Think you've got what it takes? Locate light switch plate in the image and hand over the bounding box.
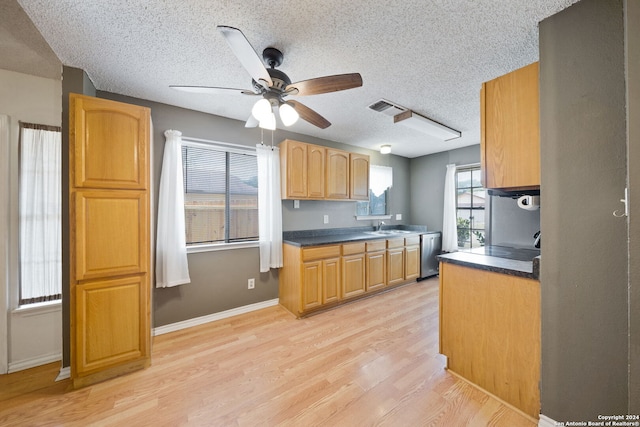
[294,200,300,209]
[323,214,329,224]
[396,213,402,220]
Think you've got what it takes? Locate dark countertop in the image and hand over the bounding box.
[438,246,541,280]
[283,225,431,247]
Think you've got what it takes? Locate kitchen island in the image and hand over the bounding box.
[438,247,541,421]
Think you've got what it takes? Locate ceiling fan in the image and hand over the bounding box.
[170,26,363,130]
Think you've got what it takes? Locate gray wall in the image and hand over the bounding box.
[490,196,540,248]
[95,91,408,327]
[409,145,480,232]
[626,0,640,412]
[539,0,628,419]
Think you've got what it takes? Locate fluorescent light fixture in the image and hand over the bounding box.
[279,102,299,126]
[394,110,461,140]
[380,144,392,154]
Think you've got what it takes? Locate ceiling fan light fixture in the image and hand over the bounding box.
[252,98,272,121]
[259,111,276,130]
[279,103,299,126]
[380,144,392,154]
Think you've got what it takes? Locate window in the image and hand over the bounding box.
[456,166,485,249]
[19,123,62,305]
[356,165,392,217]
[182,141,258,246]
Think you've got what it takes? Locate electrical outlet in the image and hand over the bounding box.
[248,278,255,289]
[294,200,300,209]
[323,214,329,224]
[396,213,402,220]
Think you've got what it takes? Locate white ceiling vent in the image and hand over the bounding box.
[368,99,407,117]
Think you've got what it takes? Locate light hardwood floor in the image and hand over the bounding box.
[0,278,535,426]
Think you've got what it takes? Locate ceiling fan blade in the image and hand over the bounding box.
[288,100,331,129]
[286,73,363,96]
[217,26,273,89]
[170,85,258,96]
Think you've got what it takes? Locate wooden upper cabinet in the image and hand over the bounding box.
[280,139,308,199]
[350,153,370,200]
[307,144,326,198]
[71,95,149,190]
[481,62,540,190]
[280,139,369,201]
[326,148,350,199]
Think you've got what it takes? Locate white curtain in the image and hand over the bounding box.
[156,129,191,288]
[256,144,283,272]
[19,126,62,301]
[370,165,393,197]
[442,163,458,252]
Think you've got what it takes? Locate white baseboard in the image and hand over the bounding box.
[7,352,61,373]
[56,365,70,381]
[539,414,558,427]
[153,298,279,336]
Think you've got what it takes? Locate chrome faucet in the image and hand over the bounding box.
[377,221,385,231]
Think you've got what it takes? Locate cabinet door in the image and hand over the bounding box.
[350,153,370,200]
[75,275,149,375]
[366,250,386,291]
[307,145,326,199]
[71,96,148,190]
[74,190,148,281]
[342,253,365,298]
[404,245,420,281]
[323,257,341,303]
[302,261,322,310]
[387,248,405,286]
[281,140,307,199]
[326,149,350,199]
[481,62,540,189]
[69,94,150,388]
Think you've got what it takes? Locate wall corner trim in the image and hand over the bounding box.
[153,299,280,336]
[538,414,557,427]
[56,366,70,381]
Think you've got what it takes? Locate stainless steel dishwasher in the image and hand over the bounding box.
[419,231,442,279]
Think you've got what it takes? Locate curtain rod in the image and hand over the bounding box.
[456,162,481,170]
[19,121,61,132]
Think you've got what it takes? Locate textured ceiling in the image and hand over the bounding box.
[15,0,578,158]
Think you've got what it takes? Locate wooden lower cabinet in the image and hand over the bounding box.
[404,244,420,282]
[342,253,366,298]
[301,261,322,311]
[301,257,341,311]
[322,258,341,304]
[365,251,386,291]
[439,262,540,419]
[280,235,422,318]
[387,248,405,286]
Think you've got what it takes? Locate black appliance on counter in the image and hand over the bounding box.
[419,231,442,279]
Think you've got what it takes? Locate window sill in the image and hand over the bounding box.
[13,300,61,316]
[187,241,259,254]
[355,215,392,221]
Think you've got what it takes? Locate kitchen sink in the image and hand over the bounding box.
[364,230,414,235]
